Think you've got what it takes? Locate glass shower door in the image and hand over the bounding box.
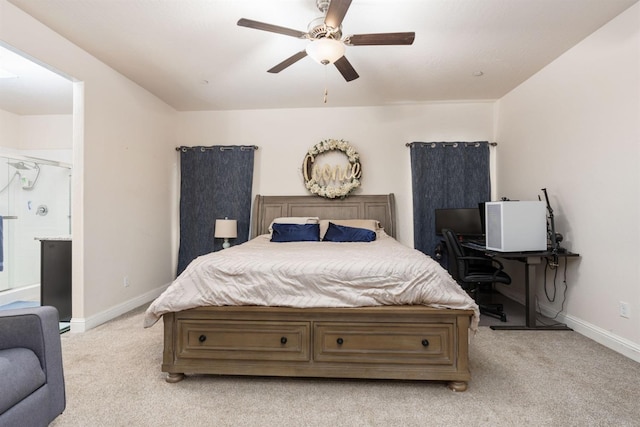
[0,155,71,299]
[0,157,18,292]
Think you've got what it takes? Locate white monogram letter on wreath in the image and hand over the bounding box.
[302,139,362,199]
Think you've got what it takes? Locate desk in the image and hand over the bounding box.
[462,242,579,331]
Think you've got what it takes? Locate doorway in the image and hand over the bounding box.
[0,43,74,308]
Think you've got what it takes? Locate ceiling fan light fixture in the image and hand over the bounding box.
[305,38,345,65]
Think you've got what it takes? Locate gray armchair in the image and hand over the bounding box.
[0,306,66,427]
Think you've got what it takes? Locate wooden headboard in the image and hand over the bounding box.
[251,194,396,239]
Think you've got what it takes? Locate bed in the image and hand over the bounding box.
[145,194,478,391]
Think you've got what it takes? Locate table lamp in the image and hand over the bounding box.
[214,218,237,249]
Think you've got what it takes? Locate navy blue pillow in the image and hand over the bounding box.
[323,222,376,242]
[270,223,320,242]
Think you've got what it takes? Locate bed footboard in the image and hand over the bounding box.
[162,305,473,391]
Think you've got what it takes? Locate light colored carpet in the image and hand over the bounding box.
[51,305,640,427]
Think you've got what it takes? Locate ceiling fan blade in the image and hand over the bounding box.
[237,18,307,38]
[334,56,359,82]
[267,51,308,73]
[325,0,352,29]
[346,32,416,46]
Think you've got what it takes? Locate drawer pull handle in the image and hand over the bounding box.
[422,339,429,347]
[198,335,207,343]
[336,338,344,345]
[280,336,287,344]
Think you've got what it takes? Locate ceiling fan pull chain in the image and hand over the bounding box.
[323,66,328,104]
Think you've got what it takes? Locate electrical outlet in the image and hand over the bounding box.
[123,276,130,288]
[619,301,630,318]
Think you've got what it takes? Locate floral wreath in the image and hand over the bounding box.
[303,139,362,199]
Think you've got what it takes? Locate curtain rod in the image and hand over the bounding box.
[175,145,258,152]
[405,141,497,147]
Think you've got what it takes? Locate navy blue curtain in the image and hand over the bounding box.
[410,141,491,257]
[176,145,256,276]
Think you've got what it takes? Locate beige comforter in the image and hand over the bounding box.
[144,231,480,330]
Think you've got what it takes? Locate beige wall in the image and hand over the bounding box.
[0,109,20,149]
[0,112,72,162]
[1,0,178,330]
[496,3,640,358]
[18,114,72,150]
[178,102,496,246]
[2,0,638,362]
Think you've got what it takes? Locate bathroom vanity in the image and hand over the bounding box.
[37,237,71,322]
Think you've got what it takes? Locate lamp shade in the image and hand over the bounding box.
[214,219,237,239]
[305,38,345,65]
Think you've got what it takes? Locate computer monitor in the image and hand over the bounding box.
[434,208,484,238]
[478,202,486,235]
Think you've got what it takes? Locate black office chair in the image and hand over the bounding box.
[442,228,512,322]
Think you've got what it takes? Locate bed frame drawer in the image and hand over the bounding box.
[163,306,473,391]
[313,322,454,365]
[176,320,311,361]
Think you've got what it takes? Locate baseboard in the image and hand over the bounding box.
[68,283,640,363]
[497,288,640,363]
[69,283,169,333]
[537,301,640,363]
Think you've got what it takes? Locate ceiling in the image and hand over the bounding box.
[2,0,638,115]
[0,44,73,115]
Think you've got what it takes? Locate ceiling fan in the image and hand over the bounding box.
[237,0,415,82]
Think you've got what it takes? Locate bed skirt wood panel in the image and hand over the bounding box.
[162,306,473,391]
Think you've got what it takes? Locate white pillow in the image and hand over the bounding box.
[319,219,381,240]
[268,217,319,234]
